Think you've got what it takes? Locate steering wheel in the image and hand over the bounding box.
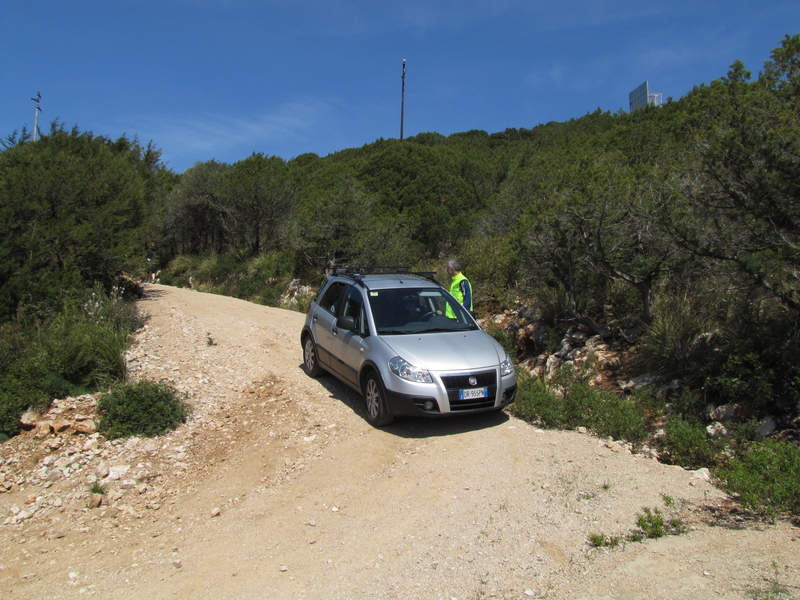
[419,311,436,321]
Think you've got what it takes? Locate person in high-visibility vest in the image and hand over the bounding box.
[445,259,472,318]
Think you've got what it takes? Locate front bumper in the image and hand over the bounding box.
[382,368,517,418]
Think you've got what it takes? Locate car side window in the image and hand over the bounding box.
[342,285,368,336]
[319,281,346,315]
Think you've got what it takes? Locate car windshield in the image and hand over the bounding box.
[367,287,478,334]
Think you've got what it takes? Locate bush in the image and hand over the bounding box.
[534,285,570,329]
[0,285,143,438]
[629,506,686,541]
[716,439,800,516]
[196,254,244,285]
[656,415,722,469]
[510,367,651,446]
[640,294,714,379]
[98,380,191,439]
[82,282,145,333]
[40,285,137,388]
[260,283,284,307]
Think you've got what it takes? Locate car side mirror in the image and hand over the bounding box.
[336,315,356,331]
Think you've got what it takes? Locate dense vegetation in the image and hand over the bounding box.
[1,35,798,513]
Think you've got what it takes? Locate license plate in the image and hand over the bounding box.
[459,387,488,400]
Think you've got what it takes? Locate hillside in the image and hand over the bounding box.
[0,284,797,599]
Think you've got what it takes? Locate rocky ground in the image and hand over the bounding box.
[0,283,798,600]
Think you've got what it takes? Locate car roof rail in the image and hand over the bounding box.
[329,266,439,285]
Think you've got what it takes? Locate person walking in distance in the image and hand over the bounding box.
[445,259,472,317]
[146,242,157,283]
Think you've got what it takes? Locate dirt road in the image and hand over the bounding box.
[1,284,798,599]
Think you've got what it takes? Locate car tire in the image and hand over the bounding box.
[303,335,325,377]
[364,371,394,427]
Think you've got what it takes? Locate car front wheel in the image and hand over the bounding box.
[303,336,324,377]
[364,371,394,427]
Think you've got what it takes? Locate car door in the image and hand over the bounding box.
[310,281,347,370]
[326,284,368,386]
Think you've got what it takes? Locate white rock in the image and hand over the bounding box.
[756,416,777,438]
[706,422,728,436]
[107,465,130,480]
[96,461,109,478]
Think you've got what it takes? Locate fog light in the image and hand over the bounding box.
[423,400,435,411]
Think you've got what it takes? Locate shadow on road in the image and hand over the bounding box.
[138,284,170,301]
[302,364,511,439]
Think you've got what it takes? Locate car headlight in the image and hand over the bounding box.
[389,356,433,384]
[500,353,515,377]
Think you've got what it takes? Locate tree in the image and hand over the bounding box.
[0,123,172,321]
[216,154,294,257]
[667,35,800,313]
[358,142,476,257]
[161,160,231,256]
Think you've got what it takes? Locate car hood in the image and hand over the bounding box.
[381,330,503,372]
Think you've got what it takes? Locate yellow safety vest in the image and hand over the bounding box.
[446,272,472,317]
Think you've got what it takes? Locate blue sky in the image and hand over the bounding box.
[2,1,796,173]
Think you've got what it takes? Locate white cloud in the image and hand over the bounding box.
[121,97,337,168]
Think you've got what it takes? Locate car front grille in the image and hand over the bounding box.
[440,370,497,411]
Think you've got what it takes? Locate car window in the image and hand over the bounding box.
[342,285,368,336]
[368,287,478,334]
[319,281,346,315]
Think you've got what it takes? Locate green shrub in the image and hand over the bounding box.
[246,253,285,280]
[640,294,714,378]
[510,371,554,423]
[161,254,200,287]
[260,283,284,307]
[589,497,686,549]
[167,253,202,276]
[0,287,143,438]
[690,306,800,421]
[510,367,651,446]
[42,314,106,388]
[629,506,686,541]
[588,533,621,548]
[234,276,264,302]
[196,253,244,283]
[98,380,191,439]
[40,286,137,388]
[82,283,145,333]
[534,285,569,329]
[635,507,666,539]
[656,415,720,469]
[157,271,180,286]
[602,279,642,326]
[703,351,790,418]
[716,439,800,516]
[93,330,130,384]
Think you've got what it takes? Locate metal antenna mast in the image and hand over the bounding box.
[31,92,41,141]
[400,59,406,141]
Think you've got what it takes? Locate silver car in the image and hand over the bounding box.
[301,268,516,426]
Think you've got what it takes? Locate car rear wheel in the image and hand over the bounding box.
[303,336,324,377]
[364,371,394,427]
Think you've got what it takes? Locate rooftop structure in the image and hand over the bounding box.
[629,81,663,112]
